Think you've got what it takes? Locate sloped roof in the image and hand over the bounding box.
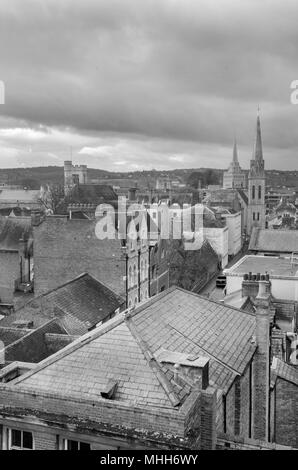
[271,357,298,387]
[249,228,298,253]
[131,287,256,392]
[71,184,118,204]
[13,287,256,401]
[12,316,186,408]
[0,273,125,334]
[0,327,32,346]
[0,319,68,365]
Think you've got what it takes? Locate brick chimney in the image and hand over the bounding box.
[253,278,271,442]
[242,272,271,298]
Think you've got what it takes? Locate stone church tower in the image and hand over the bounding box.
[247,113,266,235]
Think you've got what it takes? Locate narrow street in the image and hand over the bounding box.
[198,245,249,301]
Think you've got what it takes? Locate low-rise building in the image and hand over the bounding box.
[249,228,298,255]
[224,255,298,301]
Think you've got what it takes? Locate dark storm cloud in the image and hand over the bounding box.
[0,0,298,169]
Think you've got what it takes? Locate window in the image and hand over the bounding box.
[258,185,262,199]
[253,212,255,221]
[257,212,260,221]
[252,185,255,199]
[9,429,33,450]
[63,439,91,451]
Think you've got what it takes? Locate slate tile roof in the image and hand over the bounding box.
[0,327,32,346]
[0,319,69,365]
[249,228,298,254]
[13,319,183,408]
[271,357,298,387]
[131,288,256,392]
[12,287,256,406]
[0,273,125,334]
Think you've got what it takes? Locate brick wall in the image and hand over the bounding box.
[274,378,298,448]
[225,384,236,435]
[33,217,126,297]
[0,252,19,303]
[239,363,252,438]
[217,432,294,450]
[0,385,187,439]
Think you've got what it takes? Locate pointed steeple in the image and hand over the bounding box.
[253,111,263,162]
[233,139,239,164]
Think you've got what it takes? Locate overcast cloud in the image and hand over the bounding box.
[0,0,298,171]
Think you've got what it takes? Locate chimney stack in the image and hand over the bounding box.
[242,272,272,299]
[253,278,271,441]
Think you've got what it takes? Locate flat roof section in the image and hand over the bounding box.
[225,255,298,278]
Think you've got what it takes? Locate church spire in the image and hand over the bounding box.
[253,111,263,161]
[233,139,238,163]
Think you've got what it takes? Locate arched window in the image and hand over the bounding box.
[252,185,255,199]
[258,185,262,199]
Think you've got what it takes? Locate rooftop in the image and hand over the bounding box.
[10,287,257,402]
[225,255,298,278]
[249,228,298,254]
[0,189,41,203]
[0,273,125,334]
[271,357,298,387]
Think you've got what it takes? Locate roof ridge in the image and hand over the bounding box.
[11,313,126,385]
[171,285,256,318]
[126,317,181,407]
[15,272,125,313]
[1,318,61,354]
[14,273,90,310]
[128,285,178,318]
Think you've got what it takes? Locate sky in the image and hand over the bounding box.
[0,0,298,172]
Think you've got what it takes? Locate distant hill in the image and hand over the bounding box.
[0,166,297,191]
